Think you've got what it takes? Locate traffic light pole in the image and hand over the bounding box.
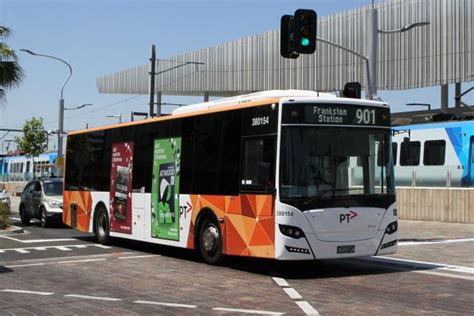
[316,37,374,100]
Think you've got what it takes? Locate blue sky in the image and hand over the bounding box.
[0,0,471,152]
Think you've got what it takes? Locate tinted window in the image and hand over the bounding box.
[43,181,63,196]
[400,141,421,166]
[423,140,446,166]
[392,143,398,166]
[241,137,276,192]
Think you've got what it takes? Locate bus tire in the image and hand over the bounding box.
[19,204,30,225]
[198,217,223,265]
[95,206,111,245]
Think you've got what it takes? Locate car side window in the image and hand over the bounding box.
[24,183,33,195]
[34,182,41,192]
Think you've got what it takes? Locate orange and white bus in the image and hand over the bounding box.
[63,90,398,264]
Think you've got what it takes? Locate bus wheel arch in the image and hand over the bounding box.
[93,202,110,245]
[195,208,223,265]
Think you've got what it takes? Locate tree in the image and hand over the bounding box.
[0,26,24,104]
[15,118,48,178]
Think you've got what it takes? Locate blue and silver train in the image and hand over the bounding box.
[0,152,58,182]
[392,120,474,187]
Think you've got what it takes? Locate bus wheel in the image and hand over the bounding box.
[95,207,110,245]
[198,218,223,265]
[19,205,30,225]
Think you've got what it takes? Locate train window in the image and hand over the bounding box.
[423,140,446,166]
[400,141,421,166]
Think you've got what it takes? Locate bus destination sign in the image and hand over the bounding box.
[282,103,391,127]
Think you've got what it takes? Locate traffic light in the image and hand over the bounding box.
[280,9,317,59]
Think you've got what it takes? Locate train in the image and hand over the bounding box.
[0,152,58,182]
[392,120,474,188]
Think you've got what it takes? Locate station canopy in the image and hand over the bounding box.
[97,0,473,97]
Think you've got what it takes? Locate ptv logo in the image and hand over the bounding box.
[340,211,358,223]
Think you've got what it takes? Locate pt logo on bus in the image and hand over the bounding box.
[340,211,358,223]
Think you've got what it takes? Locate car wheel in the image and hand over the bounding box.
[19,205,30,225]
[198,217,223,265]
[95,206,111,245]
[40,207,49,228]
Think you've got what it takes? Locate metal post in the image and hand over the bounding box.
[58,98,64,163]
[149,44,156,118]
[441,84,449,113]
[367,7,378,99]
[455,83,461,108]
[156,91,162,117]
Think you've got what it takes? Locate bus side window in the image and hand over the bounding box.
[240,137,276,193]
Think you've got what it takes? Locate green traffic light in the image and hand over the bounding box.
[301,37,310,47]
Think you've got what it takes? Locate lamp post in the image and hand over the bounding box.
[106,113,122,123]
[64,103,92,111]
[20,49,72,167]
[366,2,429,99]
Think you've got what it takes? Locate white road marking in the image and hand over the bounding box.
[283,288,302,300]
[35,247,47,251]
[5,263,46,268]
[57,258,107,264]
[94,244,112,249]
[2,289,54,296]
[1,236,74,243]
[118,255,160,260]
[399,238,474,246]
[134,300,197,308]
[64,294,121,301]
[368,256,474,275]
[0,250,4,253]
[73,245,87,249]
[272,277,289,287]
[212,307,284,315]
[14,249,29,254]
[414,270,474,281]
[295,301,320,315]
[55,246,71,251]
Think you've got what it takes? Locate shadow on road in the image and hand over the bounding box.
[0,266,13,274]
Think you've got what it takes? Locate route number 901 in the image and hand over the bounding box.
[356,109,376,125]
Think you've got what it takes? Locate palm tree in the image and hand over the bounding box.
[0,26,24,104]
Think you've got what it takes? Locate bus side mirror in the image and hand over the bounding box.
[342,82,362,99]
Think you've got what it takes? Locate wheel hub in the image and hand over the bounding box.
[202,225,219,252]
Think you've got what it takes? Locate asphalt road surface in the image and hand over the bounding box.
[1,211,473,315]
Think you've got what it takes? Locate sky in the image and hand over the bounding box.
[0,0,472,153]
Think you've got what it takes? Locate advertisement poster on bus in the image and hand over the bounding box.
[151,137,181,241]
[109,142,134,234]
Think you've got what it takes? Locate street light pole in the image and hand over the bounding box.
[20,49,72,166]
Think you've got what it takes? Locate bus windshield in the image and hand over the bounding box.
[280,126,395,209]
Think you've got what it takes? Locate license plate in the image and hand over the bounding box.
[337,245,355,254]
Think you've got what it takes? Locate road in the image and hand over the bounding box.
[1,201,473,315]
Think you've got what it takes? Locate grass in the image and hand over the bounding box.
[0,202,9,230]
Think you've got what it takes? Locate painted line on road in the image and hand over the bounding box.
[295,301,320,315]
[283,288,303,300]
[272,277,319,315]
[414,269,474,281]
[5,263,46,268]
[57,258,107,264]
[134,300,197,308]
[212,307,284,315]
[399,238,474,246]
[0,244,114,253]
[370,256,474,275]
[0,236,74,243]
[14,249,30,254]
[94,244,112,249]
[2,289,54,296]
[272,277,289,287]
[64,294,122,301]
[118,255,160,260]
[55,246,72,251]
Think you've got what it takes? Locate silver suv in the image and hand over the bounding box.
[19,178,63,227]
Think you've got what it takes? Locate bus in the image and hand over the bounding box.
[63,90,397,264]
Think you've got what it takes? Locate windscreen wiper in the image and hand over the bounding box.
[302,188,362,206]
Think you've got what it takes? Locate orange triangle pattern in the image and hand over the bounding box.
[188,194,275,258]
[63,191,92,232]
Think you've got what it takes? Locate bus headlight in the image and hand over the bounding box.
[279,224,305,239]
[385,221,398,234]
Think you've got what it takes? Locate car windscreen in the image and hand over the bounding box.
[43,181,63,196]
